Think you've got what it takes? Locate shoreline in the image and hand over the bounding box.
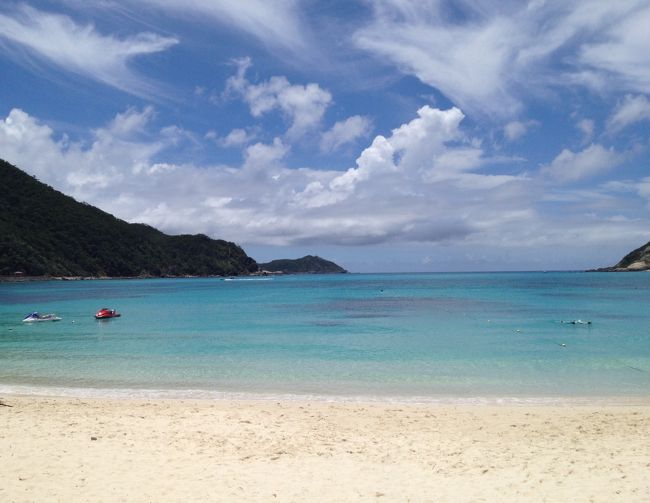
[0,274,237,282]
[2,395,649,502]
[3,383,650,406]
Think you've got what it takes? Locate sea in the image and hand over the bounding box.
[1,272,649,403]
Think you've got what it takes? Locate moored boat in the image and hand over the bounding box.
[95,308,121,319]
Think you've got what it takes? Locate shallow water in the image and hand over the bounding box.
[1,272,649,400]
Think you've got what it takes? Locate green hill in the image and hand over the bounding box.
[259,255,347,274]
[594,240,650,272]
[0,159,257,277]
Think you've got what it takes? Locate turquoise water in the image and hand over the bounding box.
[1,272,649,400]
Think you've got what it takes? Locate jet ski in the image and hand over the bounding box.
[22,312,62,322]
[95,308,121,319]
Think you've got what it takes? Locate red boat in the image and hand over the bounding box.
[95,308,121,319]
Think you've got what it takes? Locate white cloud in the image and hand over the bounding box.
[137,0,306,53]
[578,5,650,94]
[638,177,650,201]
[354,1,650,118]
[105,107,156,138]
[576,119,595,144]
[354,4,522,117]
[243,138,289,170]
[607,94,650,134]
[226,59,332,141]
[208,128,255,148]
[0,105,522,247]
[542,144,623,183]
[0,107,173,193]
[504,120,539,142]
[320,116,372,152]
[3,106,648,258]
[0,5,177,97]
[504,121,527,142]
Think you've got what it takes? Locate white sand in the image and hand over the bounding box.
[1,396,649,502]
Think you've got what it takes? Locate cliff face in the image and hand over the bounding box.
[594,241,650,272]
[0,159,258,277]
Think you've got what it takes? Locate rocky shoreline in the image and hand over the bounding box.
[589,240,650,272]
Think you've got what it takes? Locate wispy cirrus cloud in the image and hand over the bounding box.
[578,4,650,95]
[0,4,178,97]
[607,94,650,134]
[136,0,307,53]
[353,1,650,119]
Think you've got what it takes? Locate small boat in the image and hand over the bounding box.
[561,319,592,325]
[95,308,121,319]
[22,312,62,322]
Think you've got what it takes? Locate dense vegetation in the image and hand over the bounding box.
[595,240,650,271]
[0,159,258,277]
[259,255,347,274]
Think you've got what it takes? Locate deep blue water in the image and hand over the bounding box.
[1,272,649,400]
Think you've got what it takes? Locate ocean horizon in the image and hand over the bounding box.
[2,272,649,403]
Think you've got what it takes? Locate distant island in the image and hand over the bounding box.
[258,255,347,274]
[592,240,650,272]
[0,159,348,279]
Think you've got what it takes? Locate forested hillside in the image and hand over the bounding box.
[0,159,257,277]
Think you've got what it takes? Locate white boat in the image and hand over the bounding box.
[22,312,62,322]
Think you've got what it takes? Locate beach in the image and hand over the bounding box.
[1,396,649,502]
[2,275,650,501]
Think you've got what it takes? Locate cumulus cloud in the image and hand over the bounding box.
[105,106,156,138]
[3,106,647,256]
[607,94,650,134]
[0,4,177,97]
[243,138,289,170]
[226,58,332,141]
[207,128,255,148]
[0,107,170,192]
[542,144,623,183]
[320,115,372,152]
[0,105,528,247]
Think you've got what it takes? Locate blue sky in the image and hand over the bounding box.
[1,0,649,272]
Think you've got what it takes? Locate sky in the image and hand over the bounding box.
[1,0,650,272]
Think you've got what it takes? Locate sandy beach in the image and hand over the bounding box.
[1,396,649,502]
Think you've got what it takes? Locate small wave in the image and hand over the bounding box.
[224,277,273,281]
[1,384,647,406]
